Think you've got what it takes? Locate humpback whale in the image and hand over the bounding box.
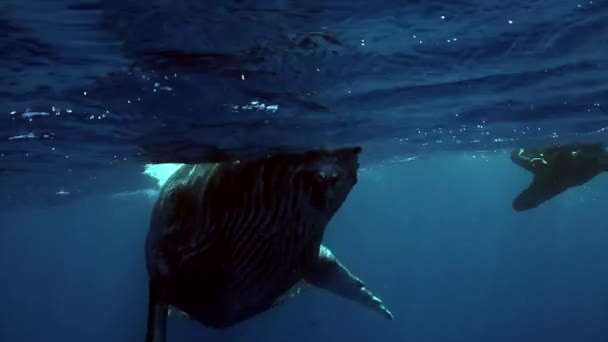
[510,144,608,211]
[144,147,393,342]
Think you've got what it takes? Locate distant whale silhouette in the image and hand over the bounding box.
[510,144,608,211]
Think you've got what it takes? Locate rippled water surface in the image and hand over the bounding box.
[1,0,607,208]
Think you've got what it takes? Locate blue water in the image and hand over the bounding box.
[1,0,607,209]
[1,0,608,341]
[2,157,608,341]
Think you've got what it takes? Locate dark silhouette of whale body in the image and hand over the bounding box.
[510,144,608,211]
[144,147,393,342]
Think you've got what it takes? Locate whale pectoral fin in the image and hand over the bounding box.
[513,167,603,212]
[145,277,168,342]
[303,245,393,320]
[512,174,566,212]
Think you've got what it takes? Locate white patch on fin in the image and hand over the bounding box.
[168,305,190,319]
[110,163,182,201]
[143,163,184,188]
